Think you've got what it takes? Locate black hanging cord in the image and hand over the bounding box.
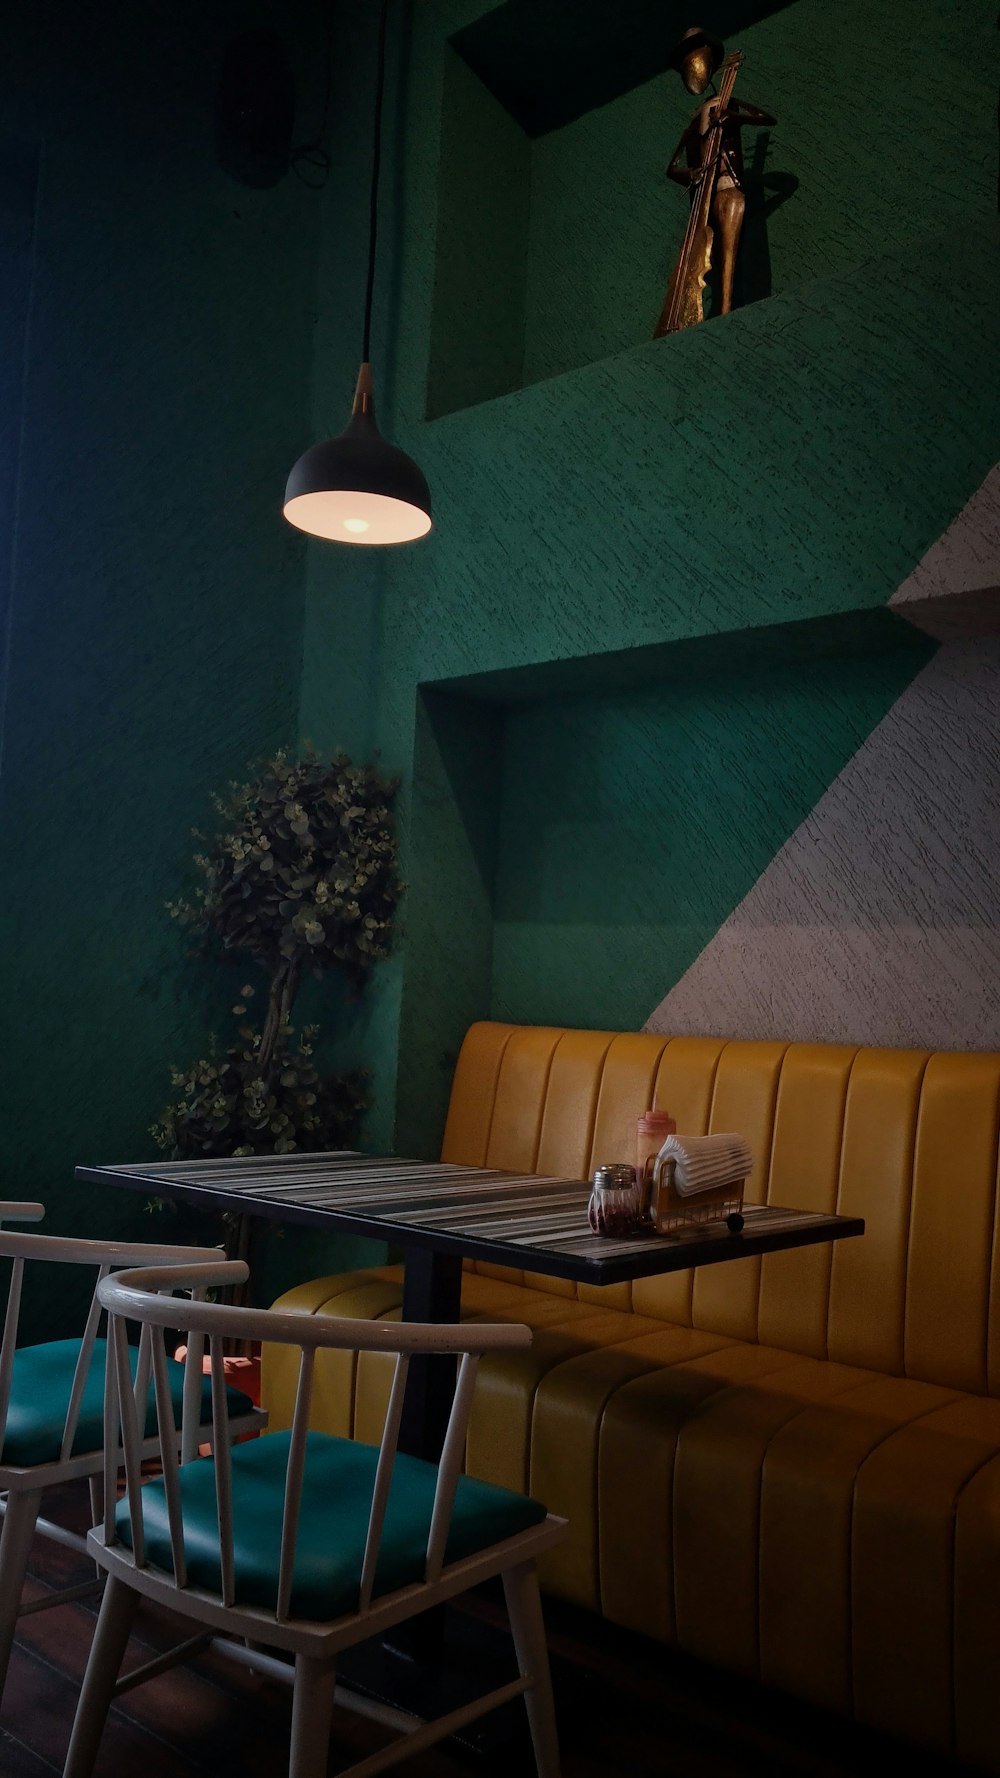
[362,0,391,364]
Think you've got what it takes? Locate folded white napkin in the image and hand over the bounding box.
[656,1132,754,1199]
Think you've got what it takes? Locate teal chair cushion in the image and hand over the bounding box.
[2,1338,255,1468]
[118,1429,548,1620]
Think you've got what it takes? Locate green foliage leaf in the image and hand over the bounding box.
[152,1018,369,1161]
[168,746,401,993]
[155,748,394,1163]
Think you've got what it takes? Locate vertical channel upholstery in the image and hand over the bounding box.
[439,1018,518,1165]
[826,1048,928,1373]
[904,1051,1000,1394]
[756,1043,857,1359]
[577,1033,667,1308]
[631,1036,728,1325]
[263,1022,1000,1771]
[689,1040,787,1340]
[477,1024,564,1285]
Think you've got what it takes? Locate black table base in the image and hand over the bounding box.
[399,1248,463,1462]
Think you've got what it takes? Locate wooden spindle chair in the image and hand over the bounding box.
[65,1257,567,1778]
[0,1204,265,1710]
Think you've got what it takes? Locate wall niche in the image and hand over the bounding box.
[426,41,695,418]
[395,610,932,1159]
[426,0,994,421]
[426,1,797,419]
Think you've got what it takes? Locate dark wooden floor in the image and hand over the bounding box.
[3,1482,970,1777]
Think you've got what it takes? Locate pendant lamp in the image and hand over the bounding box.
[283,0,431,545]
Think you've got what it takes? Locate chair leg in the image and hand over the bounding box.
[503,1560,560,1778]
[289,1654,337,1778]
[63,1575,138,1778]
[0,1487,42,1710]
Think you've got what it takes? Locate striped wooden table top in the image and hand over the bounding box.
[78,1150,865,1287]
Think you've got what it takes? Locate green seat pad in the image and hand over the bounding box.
[118,1429,548,1621]
[2,1338,254,1468]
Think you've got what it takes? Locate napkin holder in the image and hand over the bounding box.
[648,1156,745,1236]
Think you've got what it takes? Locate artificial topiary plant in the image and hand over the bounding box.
[153,748,401,1159]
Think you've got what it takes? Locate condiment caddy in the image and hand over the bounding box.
[586,1110,748,1239]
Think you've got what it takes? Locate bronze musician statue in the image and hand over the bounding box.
[654,27,776,336]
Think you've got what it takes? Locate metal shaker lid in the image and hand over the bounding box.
[592,1162,638,1189]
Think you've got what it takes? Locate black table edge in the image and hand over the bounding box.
[76,1165,865,1287]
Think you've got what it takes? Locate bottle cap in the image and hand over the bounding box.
[638,1109,676,1134]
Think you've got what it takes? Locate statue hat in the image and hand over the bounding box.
[666,26,725,72]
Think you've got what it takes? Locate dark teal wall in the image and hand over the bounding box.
[427,48,529,417]
[298,0,1000,1170]
[1,0,994,1324]
[0,0,326,1333]
[520,0,996,385]
[433,0,998,397]
[490,631,934,1031]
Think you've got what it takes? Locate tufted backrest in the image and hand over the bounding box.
[440,1022,1000,1395]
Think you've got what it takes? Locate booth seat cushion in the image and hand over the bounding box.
[3,1338,255,1469]
[261,1264,1000,1765]
[598,1367,1000,1764]
[118,1428,547,1621]
[261,1264,701,1469]
[259,1024,1000,1770]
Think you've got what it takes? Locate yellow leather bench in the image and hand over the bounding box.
[263,1022,1000,1771]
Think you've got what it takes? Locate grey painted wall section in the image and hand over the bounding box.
[646,637,1000,1049]
[890,464,1000,641]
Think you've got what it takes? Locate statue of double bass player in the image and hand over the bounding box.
[654,27,776,336]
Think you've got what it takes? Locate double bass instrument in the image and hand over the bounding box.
[654,50,744,338]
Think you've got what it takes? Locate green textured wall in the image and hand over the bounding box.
[490,631,935,1031]
[427,48,529,416]
[1,0,994,1328]
[0,0,324,1335]
[298,0,999,1170]
[438,0,997,393]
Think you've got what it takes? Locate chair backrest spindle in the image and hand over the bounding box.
[425,1353,480,1584]
[180,1302,208,1467]
[60,1262,111,1462]
[358,1351,410,1613]
[102,1331,119,1542]
[209,1332,236,1606]
[150,1324,188,1588]
[133,1321,154,1423]
[276,1346,316,1623]
[111,1314,146,1568]
[0,1256,25,1462]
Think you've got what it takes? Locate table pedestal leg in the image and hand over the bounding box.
[398,1247,464,1461]
[384,1248,464,1669]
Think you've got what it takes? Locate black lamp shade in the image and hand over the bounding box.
[283,394,431,546]
[283,3,431,549]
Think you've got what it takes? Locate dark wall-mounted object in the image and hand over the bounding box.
[214,29,295,188]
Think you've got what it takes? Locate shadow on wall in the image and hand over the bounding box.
[734,131,798,307]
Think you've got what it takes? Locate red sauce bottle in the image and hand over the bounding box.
[636,1109,676,1224]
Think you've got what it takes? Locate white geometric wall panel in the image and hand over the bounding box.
[889,464,1000,641]
[645,637,1000,1050]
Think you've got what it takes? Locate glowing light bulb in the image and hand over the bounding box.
[343,517,370,535]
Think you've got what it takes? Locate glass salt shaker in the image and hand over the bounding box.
[588,1163,640,1236]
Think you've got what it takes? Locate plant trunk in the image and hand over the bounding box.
[257,957,301,1082]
